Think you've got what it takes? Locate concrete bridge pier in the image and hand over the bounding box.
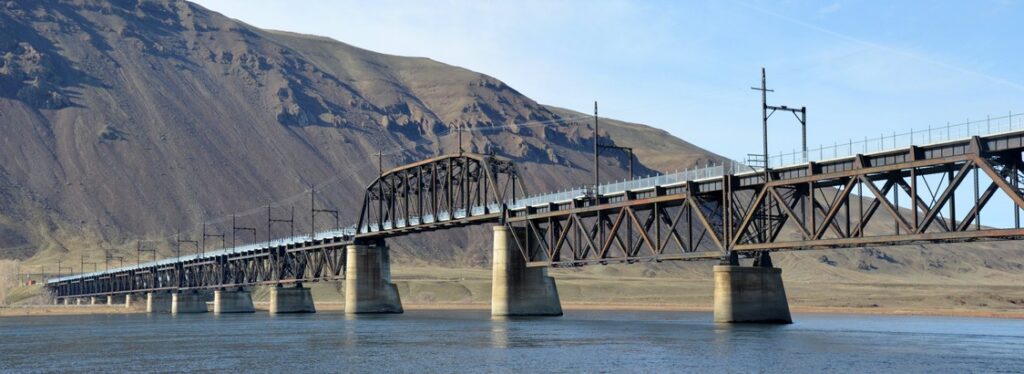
[90,296,98,305]
[171,291,209,314]
[106,294,125,306]
[213,288,255,314]
[125,294,135,308]
[146,291,173,313]
[491,226,563,317]
[345,240,403,314]
[713,252,791,324]
[270,284,316,314]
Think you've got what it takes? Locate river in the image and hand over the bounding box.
[1,310,1022,372]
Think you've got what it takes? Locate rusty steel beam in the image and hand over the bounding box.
[48,132,1024,295]
[506,138,1024,268]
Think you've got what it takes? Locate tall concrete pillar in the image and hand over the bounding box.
[713,265,792,324]
[269,285,316,314]
[491,226,563,317]
[146,292,172,313]
[213,289,255,314]
[62,298,69,306]
[171,291,208,314]
[125,294,134,309]
[106,295,114,305]
[89,296,98,305]
[345,240,403,314]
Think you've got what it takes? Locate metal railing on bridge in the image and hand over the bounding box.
[48,160,750,284]
[53,112,1024,284]
[768,112,1024,168]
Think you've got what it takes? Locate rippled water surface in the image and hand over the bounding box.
[2,310,1022,373]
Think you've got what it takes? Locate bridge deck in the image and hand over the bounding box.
[48,128,1024,297]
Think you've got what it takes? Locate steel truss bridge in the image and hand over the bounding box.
[49,130,1024,299]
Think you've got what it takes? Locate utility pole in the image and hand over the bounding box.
[457,123,467,156]
[751,67,808,167]
[202,221,225,253]
[377,150,384,176]
[231,215,256,249]
[748,67,808,267]
[267,205,295,244]
[311,185,340,237]
[592,101,636,184]
[311,185,315,237]
[137,241,156,264]
[202,223,225,256]
[593,101,599,194]
[105,254,124,272]
[176,230,199,257]
[752,68,773,180]
[267,205,295,282]
[376,150,385,230]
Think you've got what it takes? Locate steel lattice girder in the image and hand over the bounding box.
[507,136,1024,267]
[48,132,1024,296]
[49,239,349,298]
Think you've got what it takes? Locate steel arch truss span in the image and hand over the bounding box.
[49,131,1024,295]
[356,153,527,237]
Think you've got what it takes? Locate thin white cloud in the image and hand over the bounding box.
[819,2,842,15]
[735,0,1024,92]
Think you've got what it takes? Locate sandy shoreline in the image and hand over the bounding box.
[4,303,1022,319]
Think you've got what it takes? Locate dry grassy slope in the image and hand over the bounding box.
[544,105,731,174]
[0,0,660,267]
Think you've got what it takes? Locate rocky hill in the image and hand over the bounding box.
[0,0,710,265]
[1,1,1022,312]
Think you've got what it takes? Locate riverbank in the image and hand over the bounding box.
[321,302,1024,319]
[4,302,1023,320]
[9,265,1024,319]
[0,305,141,317]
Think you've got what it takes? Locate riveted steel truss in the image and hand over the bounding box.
[730,138,1024,252]
[50,132,1024,297]
[506,135,1024,267]
[50,237,349,299]
[356,153,526,237]
[505,183,728,267]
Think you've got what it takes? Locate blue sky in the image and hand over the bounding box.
[192,0,1023,163]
